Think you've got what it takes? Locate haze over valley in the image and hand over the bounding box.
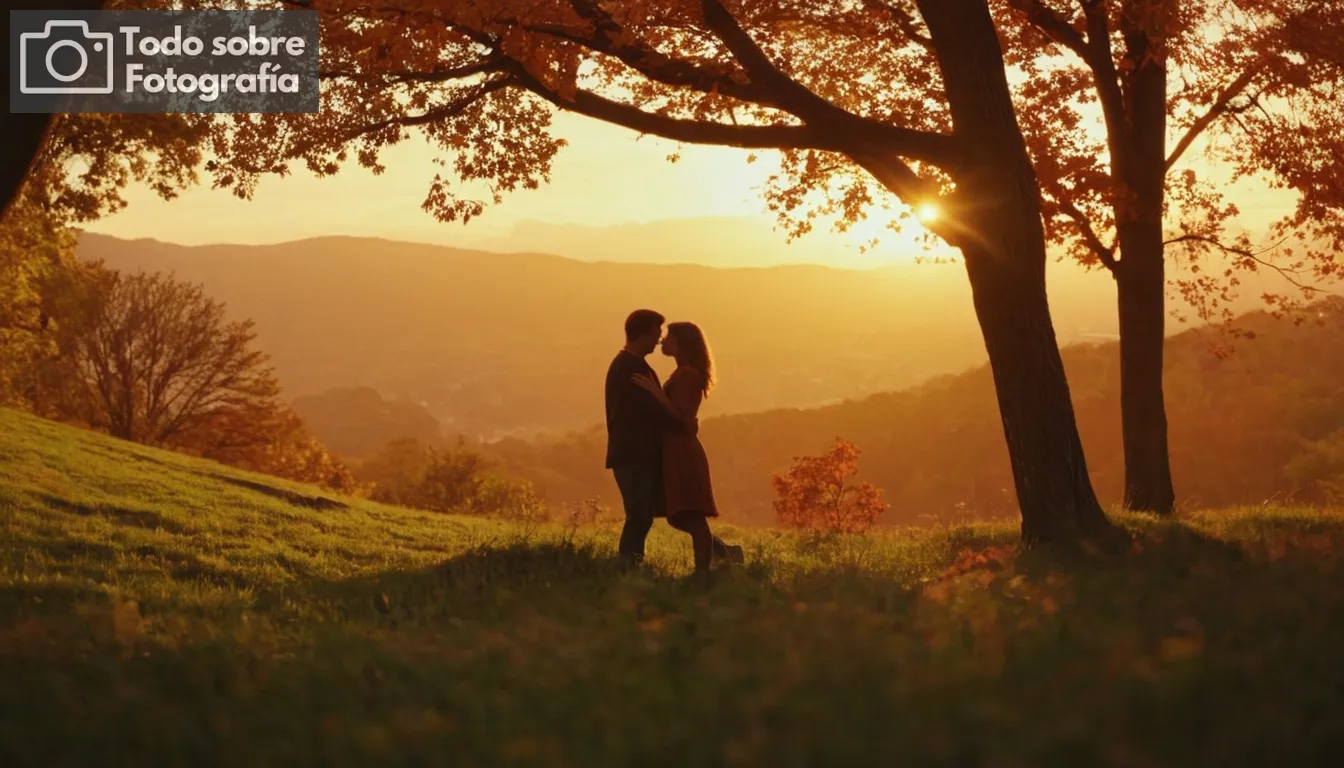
[78,223,1278,442]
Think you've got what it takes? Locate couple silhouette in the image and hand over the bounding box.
[604,309,742,573]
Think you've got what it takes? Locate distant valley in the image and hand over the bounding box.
[78,228,1278,441]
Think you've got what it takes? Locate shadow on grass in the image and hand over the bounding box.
[6,516,1344,766]
[0,581,113,622]
[207,474,348,511]
[37,493,191,535]
[279,538,668,624]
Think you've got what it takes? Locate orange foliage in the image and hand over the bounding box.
[771,438,888,534]
[173,403,361,494]
[999,0,1344,322]
[204,0,1344,322]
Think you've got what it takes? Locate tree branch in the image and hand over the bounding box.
[698,0,960,169]
[548,0,771,105]
[511,69,844,151]
[1081,0,1124,99]
[319,55,505,84]
[1165,59,1267,171]
[1058,197,1118,270]
[700,0,853,123]
[1008,0,1088,56]
[862,0,934,52]
[1164,233,1331,295]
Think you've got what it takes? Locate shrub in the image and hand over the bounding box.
[772,437,889,534]
[469,474,549,523]
[357,438,547,520]
[560,498,617,530]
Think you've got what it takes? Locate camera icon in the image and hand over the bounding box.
[19,20,115,95]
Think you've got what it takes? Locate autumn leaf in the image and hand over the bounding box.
[112,599,143,644]
[1159,635,1205,662]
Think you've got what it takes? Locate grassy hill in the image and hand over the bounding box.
[4,408,1344,765]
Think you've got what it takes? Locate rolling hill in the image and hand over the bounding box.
[486,298,1344,525]
[77,231,1129,440]
[4,408,1344,765]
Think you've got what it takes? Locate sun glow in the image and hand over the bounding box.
[916,203,940,225]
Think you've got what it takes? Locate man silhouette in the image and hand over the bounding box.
[604,309,674,564]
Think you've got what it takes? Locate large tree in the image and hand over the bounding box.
[1,113,205,413]
[215,0,1126,545]
[63,268,281,446]
[1001,0,1344,513]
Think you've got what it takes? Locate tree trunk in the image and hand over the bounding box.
[1113,15,1176,514]
[1115,225,1176,514]
[0,114,54,220]
[1,0,103,220]
[910,0,1122,547]
[959,229,1117,544]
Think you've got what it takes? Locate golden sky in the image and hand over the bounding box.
[84,109,1298,269]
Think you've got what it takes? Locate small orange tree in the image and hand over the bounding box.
[772,438,889,534]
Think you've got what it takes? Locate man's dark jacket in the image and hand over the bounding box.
[604,350,674,469]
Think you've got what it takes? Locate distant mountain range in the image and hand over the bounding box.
[77,228,1282,440]
[471,216,924,269]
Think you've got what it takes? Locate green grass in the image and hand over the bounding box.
[3,407,1344,766]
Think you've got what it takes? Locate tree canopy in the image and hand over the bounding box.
[208,0,1341,308]
[1001,0,1344,321]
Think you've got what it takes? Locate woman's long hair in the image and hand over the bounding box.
[667,321,714,396]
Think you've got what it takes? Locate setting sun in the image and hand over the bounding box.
[916,203,940,225]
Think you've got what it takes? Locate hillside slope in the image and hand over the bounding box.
[5,410,1344,765]
[0,408,500,593]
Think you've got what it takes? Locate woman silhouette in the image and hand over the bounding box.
[632,321,730,573]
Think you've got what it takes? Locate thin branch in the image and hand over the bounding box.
[1008,0,1088,56]
[344,77,514,135]
[511,69,845,151]
[698,0,960,169]
[1081,0,1125,105]
[1059,197,1118,270]
[510,19,772,107]
[1165,59,1268,171]
[319,55,505,84]
[561,0,770,102]
[1164,233,1331,295]
[221,77,513,179]
[862,0,934,51]
[700,0,853,122]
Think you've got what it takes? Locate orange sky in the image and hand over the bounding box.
[83,109,1298,269]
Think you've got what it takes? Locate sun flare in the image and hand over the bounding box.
[916,203,940,225]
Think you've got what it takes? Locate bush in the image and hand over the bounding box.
[469,475,549,523]
[357,438,547,520]
[772,437,889,534]
[559,498,618,529]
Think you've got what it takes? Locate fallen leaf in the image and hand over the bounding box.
[1159,635,1205,661]
[113,600,142,643]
